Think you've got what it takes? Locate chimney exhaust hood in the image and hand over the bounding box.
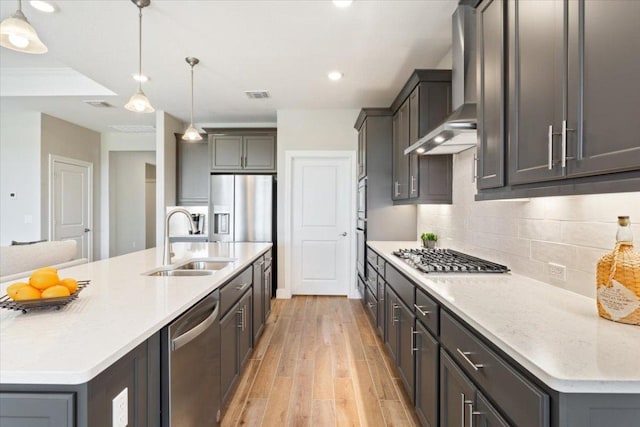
[406,5,477,156]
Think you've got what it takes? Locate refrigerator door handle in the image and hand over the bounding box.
[214,213,230,234]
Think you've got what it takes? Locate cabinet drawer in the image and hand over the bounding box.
[441,312,549,427]
[366,249,378,268]
[377,257,385,276]
[415,288,439,336]
[364,285,377,326]
[385,264,415,308]
[366,262,378,291]
[357,274,365,298]
[220,267,253,316]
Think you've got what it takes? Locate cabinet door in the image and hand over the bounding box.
[0,393,74,427]
[441,350,476,427]
[392,101,410,200]
[385,288,399,362]
[408,88,420,198]
[358,123,367,179]
[397,300,415,401]
[476,392,509,427]
[508,0,565,184]
[415,322,439,427]
[177,138,209,205]
[238,290,253,370]
[377,276,385,339]
[477,0,505,190]
[252,258,264,343]
[566,0,640,177]
[264,266,272,320]
[211,136,243,170]
[244,136,276,171]
[220,304,239,403]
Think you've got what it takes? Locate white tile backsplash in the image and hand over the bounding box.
[417,148,640,299]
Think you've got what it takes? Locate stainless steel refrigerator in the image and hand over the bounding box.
[209,174,274,242]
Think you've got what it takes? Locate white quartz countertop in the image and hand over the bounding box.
[368,241,640,394]
[0,242,271,385]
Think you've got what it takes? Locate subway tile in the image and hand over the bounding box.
[531,241,578,269]
[560,222,617,250]
[517,219,562,242]
[574,246,609,275]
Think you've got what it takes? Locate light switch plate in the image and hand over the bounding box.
[112,387,128,427]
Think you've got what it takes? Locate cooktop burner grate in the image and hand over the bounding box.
[393,248,509,273]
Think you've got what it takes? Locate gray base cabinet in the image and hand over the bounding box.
[414,321,438,427]
[0,393,74,427]
[253,256,265,342]
[263,251,272,320]
[440,349,476,427]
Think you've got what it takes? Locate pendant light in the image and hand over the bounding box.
[182,57,202,141]
[0,0,48,54]
[125,0,154,113]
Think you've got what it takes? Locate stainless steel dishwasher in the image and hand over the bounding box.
[162,289,221,427]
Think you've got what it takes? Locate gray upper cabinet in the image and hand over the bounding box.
[177,136,209,205]
[477,0,505,190]
[357,123,367,180]
[566,0,640,177]
[209,132,276,172]
[392,100,410,200]
[408,88,420,198]
[508,0,566,185]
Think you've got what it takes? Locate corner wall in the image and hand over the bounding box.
[0,112,42,245]
[276,109,360,297]
[417,148,640,298]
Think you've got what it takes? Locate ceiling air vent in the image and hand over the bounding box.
[83,100,113,108]
[109,125,156,133]
[244,90,270,99]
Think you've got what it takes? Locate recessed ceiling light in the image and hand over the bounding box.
[328,71,343,81]
[434,135,446,143]
[29,1,56,13]
[132,73,149,83]
[416,148,426,154]
[333,0,353,8]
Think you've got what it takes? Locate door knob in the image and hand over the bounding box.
[84,228,91,232]
[340,232,347,237]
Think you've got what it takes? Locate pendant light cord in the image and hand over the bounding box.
[138,7,143,91]
[190,65,195,125]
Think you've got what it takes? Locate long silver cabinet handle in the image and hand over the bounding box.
[460,393,466,427]
[465,400,475,427]
[548,125,554,170]
[456,348,484,371]
[411,328,420,354]
[237,307,244,329]
[561,120,575,168]
[235,282,250,292]
[394,181,400,197]
[414,304,431,317]
[392,303,399,323]
[172,303,219,351]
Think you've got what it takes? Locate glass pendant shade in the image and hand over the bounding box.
[0,9,47,54]
[125,89,154,113]
[182,124,202,141]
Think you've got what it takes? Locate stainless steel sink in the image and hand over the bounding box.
[175,261,233,271]
[146,269,215,277]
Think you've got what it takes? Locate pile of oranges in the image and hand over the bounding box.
[5,267,78,301]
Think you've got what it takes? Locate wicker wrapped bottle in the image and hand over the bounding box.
[596,216,640,325]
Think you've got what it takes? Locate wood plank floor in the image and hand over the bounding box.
[222,296,421,427]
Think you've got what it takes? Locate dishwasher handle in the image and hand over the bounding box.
[171,302,220,351]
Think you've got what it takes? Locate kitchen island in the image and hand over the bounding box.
[366,241,640,427]
[0,242,272,426]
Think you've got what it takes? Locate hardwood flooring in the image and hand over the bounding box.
[222,296,420,427]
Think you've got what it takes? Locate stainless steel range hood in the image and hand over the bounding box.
[406,5,477,155]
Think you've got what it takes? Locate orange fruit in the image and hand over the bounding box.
[13,286,41,301]
[6,282,29,299]
[29,270,60,290]
[59,278,78,294]
[35,266,58,274]
[41,285,70,299]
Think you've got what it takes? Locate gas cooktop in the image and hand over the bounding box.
[393,248,510,274]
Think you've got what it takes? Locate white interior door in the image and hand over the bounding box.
[51,156,92,260]
[291,156,352,295]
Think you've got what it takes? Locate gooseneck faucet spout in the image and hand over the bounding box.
[164,208,197,266]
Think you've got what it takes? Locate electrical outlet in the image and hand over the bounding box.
[548,262,566,281]
[112,387,128,427]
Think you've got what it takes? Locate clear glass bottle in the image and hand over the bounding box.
[615,216,633,244]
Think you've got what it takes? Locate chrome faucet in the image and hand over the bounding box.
[164,208,197,266]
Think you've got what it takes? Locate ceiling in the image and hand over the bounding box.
[0,0,457,133]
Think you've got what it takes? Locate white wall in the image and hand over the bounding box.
[40,114,101,260]
[145,163,156,249]
[276,109,360,296]
[109,151,156,257]
[100,132,155,258]
[155,111,184,248]
[417,148,640,298]
[435,48,452,69]
[0,112,42,246]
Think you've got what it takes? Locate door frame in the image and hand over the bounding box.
[49,154,94,261]
[282,150,357,299]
